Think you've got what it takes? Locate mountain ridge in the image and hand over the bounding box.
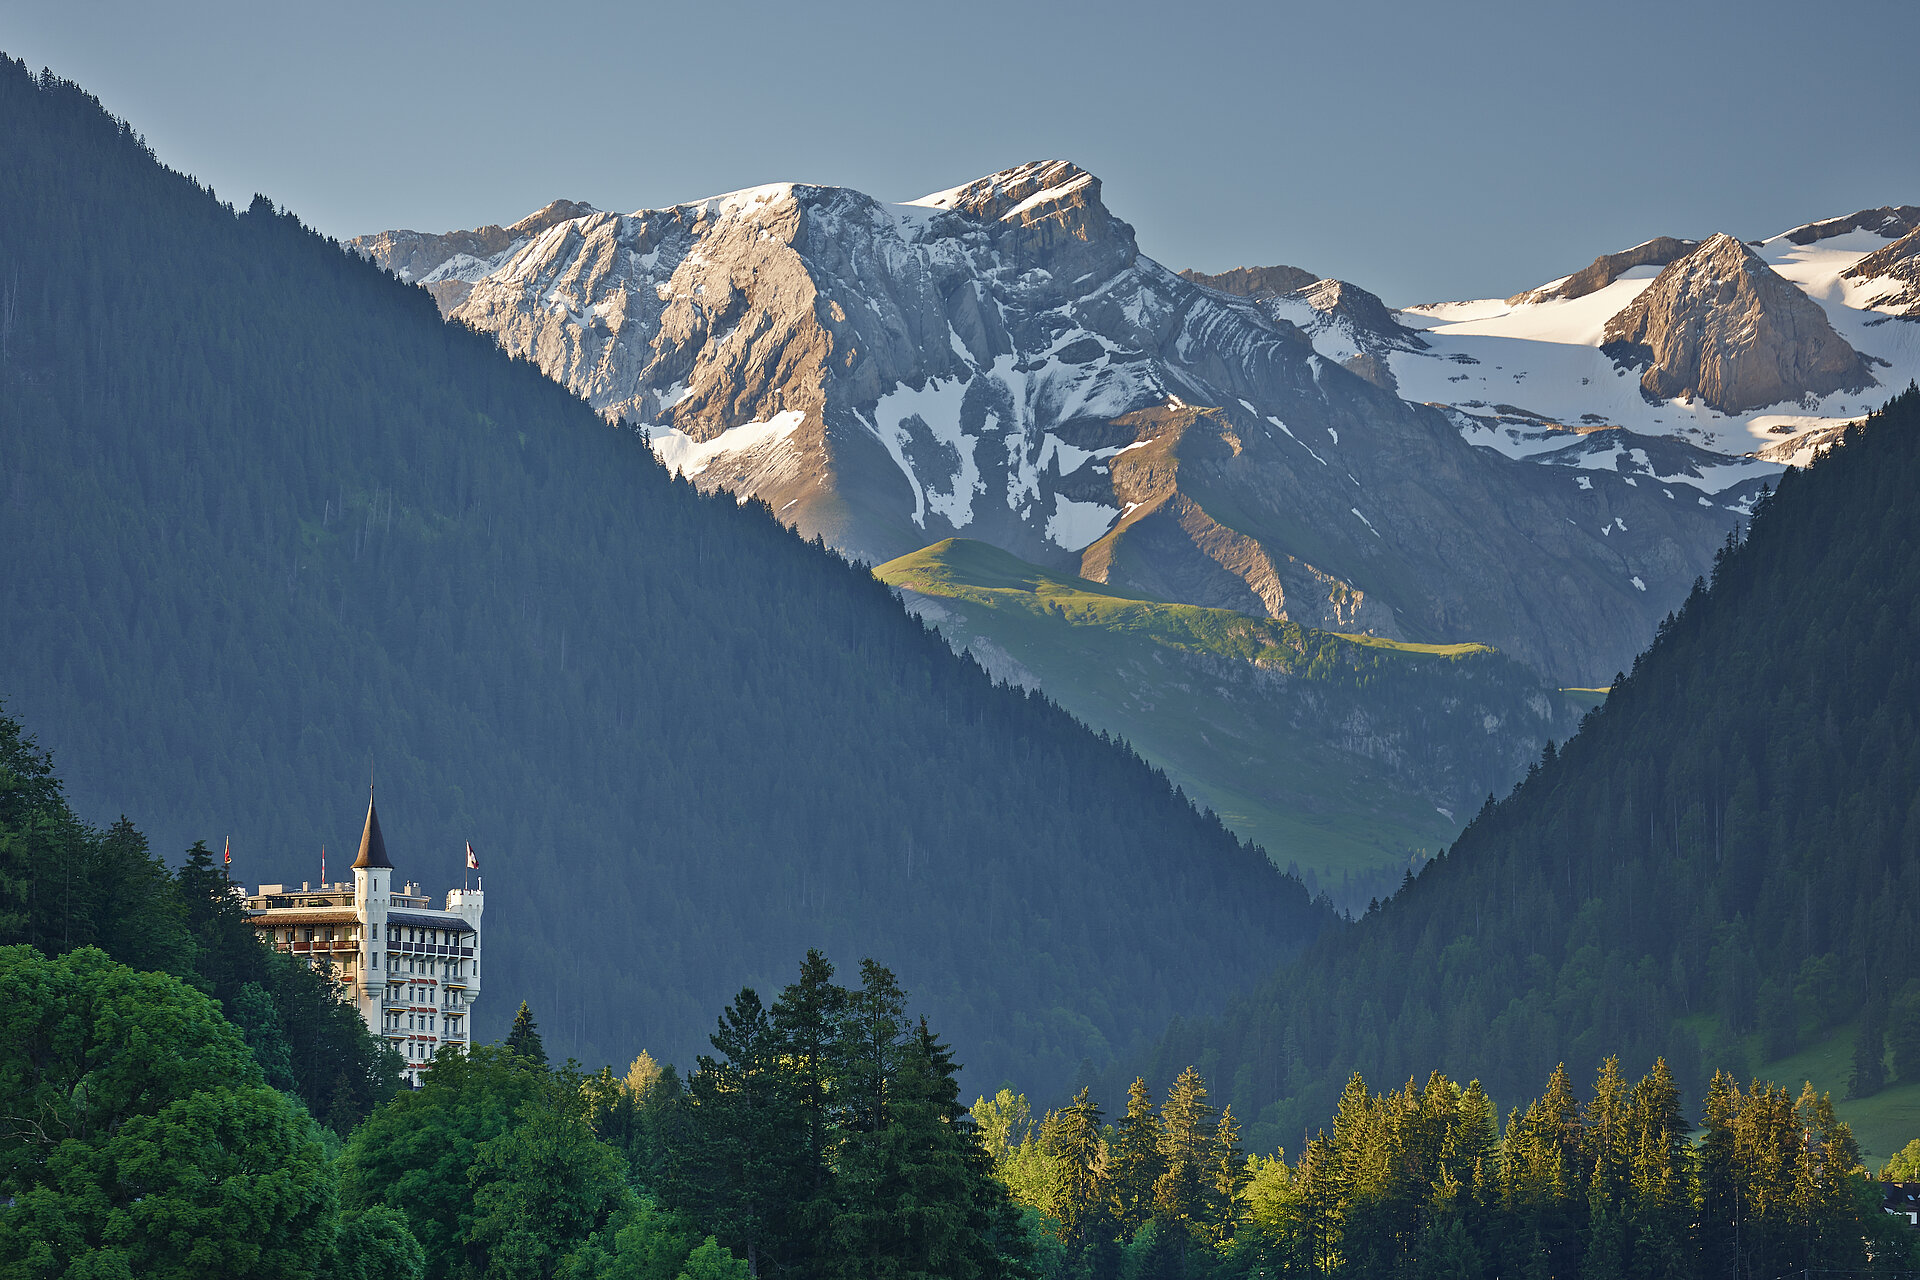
[353,162,1759,687]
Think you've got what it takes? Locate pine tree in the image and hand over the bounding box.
[1154,1065,1217,1251]
[771,950,849,1276]
[1695,1070,1741,1277]
[506,1000,547,1066]
[1109,1077,1162,1241]
[1624,1059,1691,1279]
[1039,1087,1109,1253]
[1206,1105,1248,1246]
[677,988,795,1277]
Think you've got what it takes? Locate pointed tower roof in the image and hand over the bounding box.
[352,797,393,869]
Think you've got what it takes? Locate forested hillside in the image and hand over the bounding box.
[1143,386,1920,1149]
[0,58,1330,1095]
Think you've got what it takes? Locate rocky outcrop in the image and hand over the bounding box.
[1509,236,1697,305]
[1600,233,1874,413]
[1843,225,1920,319]
[1783,205,1920,247]
[1180,264,1319,300]
[351,199,597,285]
[1288,278,1427,352]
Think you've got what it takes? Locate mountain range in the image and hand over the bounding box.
[352,167,1920,887]
[352,163,1855,690]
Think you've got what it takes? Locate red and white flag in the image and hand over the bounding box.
[465,842,479,871]
[223,836,231,867]
[321,845,326,883]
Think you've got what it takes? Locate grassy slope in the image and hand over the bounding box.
[876,539,1512,893]
[1740,1024,1920,1166]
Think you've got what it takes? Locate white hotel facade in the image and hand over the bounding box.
[243,798,483,1086]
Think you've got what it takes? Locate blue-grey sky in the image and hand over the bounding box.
[8,0,1916,302]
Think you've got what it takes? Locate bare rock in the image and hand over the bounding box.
[348,198,598,285]
[1600,233,1874,413]
[1180,264,1319,300]
[1782,205,1920,247]
[1509,236,1697,305]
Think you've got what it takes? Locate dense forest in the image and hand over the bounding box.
[1138,386,1920,1149]
[0,56,1331,1094]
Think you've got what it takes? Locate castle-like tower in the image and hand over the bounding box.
[244,797,484,1087]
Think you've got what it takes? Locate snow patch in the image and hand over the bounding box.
[651,410,806,479]
[1046,495,1120,551]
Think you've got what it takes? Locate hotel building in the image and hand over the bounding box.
[243,797,483,1086]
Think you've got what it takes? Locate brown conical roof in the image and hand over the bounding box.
[351,797,393,869]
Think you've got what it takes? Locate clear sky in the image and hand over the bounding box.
[7,0,1916,302]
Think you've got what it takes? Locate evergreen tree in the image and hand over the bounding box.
[1154,1066,1218,1236]
[1205,1106,1248,1247]
[1108,1078,1164,1241]
[507,1000,549,1066]
[675,988,797,1277]
[1039,1088,1109,1255]
[772,948,849,1276]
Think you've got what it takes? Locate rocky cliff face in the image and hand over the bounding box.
[355,162,1758,685]
[1179,264,1319,299]
[1600,233,1874,413]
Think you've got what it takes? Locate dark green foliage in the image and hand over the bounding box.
[467,1069,637,1280]
[0,702,401,1126]
[331,1207,428,1280]
[341,955,1025,1279]
[0,55,1329,1098]
[1852,989,1890,1099]
[339,1045,546,1277]
[507,999,549,1066]
[655,954,1032,1280]
[0,945,341,1278]
[1137,387,1920,1146]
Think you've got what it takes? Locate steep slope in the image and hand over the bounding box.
[0,59,1333,1096]
[876,540,1577,907]
[1845,224,1920,318]
[1600,233,1874,413]
[357,166,1749,685]
[1139,387,1920,1150]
